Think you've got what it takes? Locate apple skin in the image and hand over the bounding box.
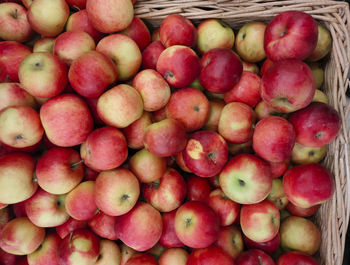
[264,10,318,61]
[94,168,140,216]
[124,253,157,265]
[119,243,136,265]
[56,218,88,239]
[12,201,26,218]
[159,210,184,248]
[277,251,320,265]
[156,45,200,88]
[95,239,121,265]
[123,112,152,149]
[66,0,86,9]
[268,159,290,179]
[0,152,37,204]
[0,3,33,43]
[203,100,225,132]
[307,24,332,62]
[242,61,259,74]
[159,14,197,48]
[159,248,188,265]
[260,59,315,113]
[40,94,93,147]
[253,116,296,163]
[142,41,165,70]
[36,147,84,195]
[0,248,17,265]
[0,217,45,255]
[0,83,36,111]
[236,249,275,265]
[174,201,220,249]
[186,246,235,265]
[27,232,61,265]
[115,202,163,252]
[283,163,334,208]
[199,48,243,93]
[186,175,213,203]
[291,142,327,164]
[88,210,118,240]
[266,178,289,210]
[243,233,280,255]
[33,37,55,53]
[308,63,324,90]
[120,17,151,51]
[254,100,281,121]
[80,126,128,171]
[289,102,340,147]
[27,0,69,37]
[86,0,134,33]
[214,225,244,259]
[286,202,320,217]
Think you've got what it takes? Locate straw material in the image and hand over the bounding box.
[134,1,350,265]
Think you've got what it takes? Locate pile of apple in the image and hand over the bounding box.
[0,0,341,265]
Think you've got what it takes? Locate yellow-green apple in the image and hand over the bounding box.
[291,142,327,164]
[129,148,167,183]
[40,94,93,147]
[254,100,282,121]
[268,159,290,178]
[227,140,253,156]
[0,106,43,148]
[142,168,187,212]
[240,200,280,243]
[236,249,275,265]
[174,201,219,248]
[280,216,321,255]
[66,10,104,42]
[260,58,274,76]
[166,87,210,131]
[97,34,141,81]
[159,14,197,48]
[289,102,340,147]
[0,217,45,255]
[253,116,296,162]
[120,17,151,51]
[0,3,33,42]
[308,62,324,90]
[120,243,136,265]
[264,11,318,61]
[115,202,162,251]
[132,69,171,112]
[36,147,84,194]
[27,232,61,265]
[88,210,117,240]
[27,0,69,37]
[286,202,320,217]
[18,52,68,98]
[242,61,259,74]
[159,210,183,248]
[215,225,244,259]
[207,189,240,226]
[235,21,266,63]
[0,248,17,265]
[156,45,200,88]
[95,239,121,265]
[57,228,100,265]
[0,41,31,82]
[0,83,36,111]
[86,0,133,33]
[94,169,140,216]
[65,181,97,221]
[224,71,261,107]
[187,175,213,202]
[218,102,255,144]
[283,163,334,208]
[183,130,228,178]
[159,248,188,265]
[174,151,192,173]
[267,178,289,210]
[186,246,235,265]
[97,84,143,128]
[124,253,157,265]
[277,251,320,265]
[80,126,128,171]
[307,24,332,62]
[152,28,160,41]
[123,112,152,149]
[146,243,165,260]
[33,37,55,53]
[260,59,315,113]
[56,218,87,239]
[0,152,37,204]
[141,40,165,70]
[199,48,243,93]
[312,89,328,104]
[196,19,234,54]
[25,188,69,227]
[66,0,86,9]
[143,118,187,157]
[243,233,280,255]
[202,100,225,131]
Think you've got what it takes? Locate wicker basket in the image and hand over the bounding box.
[134,1,350,264]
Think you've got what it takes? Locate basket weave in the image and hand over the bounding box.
[134,1,350,264]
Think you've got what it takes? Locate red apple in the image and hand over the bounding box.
[0,248,17,265]
[243,233,280,255]
[203,100,225,131]
[174,151,192,173]
[286,202,320,217]
[27,232,61,265]
[123,112,153,149]
[152,106,167,122]
[215,225,244,259]
[268,159,290,178]
[66,0,86,9]
[120,17,151,51]
[124,253,157,265]
[260,58,274,76]
[142,41,165,70]
[186,246,235,265]
[88,210,118,240]
[56,218,87,239]
[159,248,188,265]
[12,201,26,217]
[236,249,275,265]
[159,210,184,248]
[0,83,36,111]
[187,175,213,203]
[277,251,320,265]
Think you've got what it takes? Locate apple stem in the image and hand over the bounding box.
[10,9,18,19]
[70,160,84,169]
[72,5,81,11]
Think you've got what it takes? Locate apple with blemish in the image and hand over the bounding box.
[215,225,244,259]
[27,232,61,265]
[88,211,118,240]
[121,17,151,51]
[95,240,121,265]
[186,246,235,265]
[142,41,165,70]
[243,233,280,255]
[56,218,87,239]
[159,248,188,265]
[286,203,320,217]
[159,210,184,248]
[236,249,275,265]
[291,142,327,164]
[267,178,289,210]
[203,100,225,131]
[187,175,213,203]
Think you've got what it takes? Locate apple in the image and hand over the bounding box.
[146,243,165,260]
[56,218,87,239]
[94,168,140,216]
[152,106,167,122]
[243,233,280,255]
[115,202,162,252]
[0,83,36,111]
[203,100,225,131]
[174,151,192,172]
[0,248,17,265]
[120,243,136,265]
[0,3,33,42]
[84,98,105,126]
[124,253,157,265]
[120,17,151,51]
[159,210,183,248]
[97,84,143,128]
[156,45,200,88]
[254,100,281,121]
[199,48,243,93]
[236,249,275,265]
[186,246,235,265]
[27,232,61,265]
[197,18,235,54]
[286,202,320,217]
[12,201,27,217]
[219,154,272,204]
[159,14,197,48]
[33,37,55,53]
[289,102,340,147]
[95,239,121,265]
[291,142,327,164]
[187,175,213,202]
[0,152,37,204]
[307,24,332,62]
[36,147,84,195]
[174,201,220,248]
[159,248,188,265]
[227,140,253,156]
[277,251,320,265]
[152,28,160,41]
[280,216,321,255]
[214,225,244,259]
[260,58,274,76]
[253,116,296,162]
[313,89,329,105]
[141,40,165,70]
[0,217,45,255]
[264,10,318,61]
[235,21,267,63]
[27,0,69,37]
[266,178,289,210]
[268,159,290,178]
[66,0,86,9]
[308,62,324,90]
[88,210,117,240]
[260,59,315,113]
[242,61,259,74]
